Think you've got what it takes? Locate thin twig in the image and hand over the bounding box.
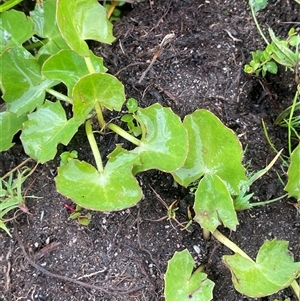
[5,241,13,292]
[1,158,32,180]
[138,33,175,83]
[14,223,144,295]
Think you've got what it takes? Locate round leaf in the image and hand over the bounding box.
[223,239,300,298]
[73,73,125,121]
[30,0,69,62]
[165,249,214,301]
[21,101,81,163]
[42,49,106,96]
[0,47,59,115]
[194,174,238,232]
[56,0,114,56]
[56,146,142,211]
[172,110,247,194]
[132,104,188,173]
[0,10,33,53]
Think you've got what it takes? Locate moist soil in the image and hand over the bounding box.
[1,1,300,300]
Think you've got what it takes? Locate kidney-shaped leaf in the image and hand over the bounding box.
[56,145,142,211]
[165,249,214,301]
[285,144,300,200]
[193,174,238,232]
[0,10,33,53]
[223,239,300,298]
[42,49,106,96]
[132,104,188,173]
[0,111,27,151]
[56,0,114,56]
[172,110,247,195]
[73,73,125,121]
[30,0,69,62]
[0,47,59,116]
[21,101,81,163]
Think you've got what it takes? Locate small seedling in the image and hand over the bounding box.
[64,203,92,226]
[0,164,39,236]
[148,186,192,231]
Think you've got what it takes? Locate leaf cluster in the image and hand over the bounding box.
[244,28,300,77]
[0,1,299,300]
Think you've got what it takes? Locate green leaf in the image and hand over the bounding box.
[172,110,247,194]
[56,0,114,56]
[42,49,106,96]
[269,29,297,69]
[0,47,59,115]
[0,220,11,237]
[244,64,254,74]
[30,0,69,63]
[0,111,27,151]
[0,10,34,53]
[285,144,300,200]
[55,145,142,211]
[223,239,300,297]
[73,73,125,121]
[251,0,268,12]
[164,249,214,301]
[126,98,139,113]
[132,104,188,173]
[264,61,278,74]
[20,101,81,163]
[193,174,238,232]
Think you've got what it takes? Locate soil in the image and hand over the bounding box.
[0,0,300,300]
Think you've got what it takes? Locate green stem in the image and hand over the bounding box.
[107,123,141,146]
[247,194,287,209]
[202,228,211,240]
[249,0,269,45]
[24,39,49,51]
[287,89,299,156]
[85,120,104,173]
[291,279,300,300]
[212,229,254,262]
[45,88,73,104]
[84,56,96,74]
[262,119,288,167]
[95,102,106,129]
[0,0,23,12]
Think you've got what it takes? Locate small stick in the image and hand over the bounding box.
[13,224,144,295]
[138,33,175,83]
[1,158,32,180]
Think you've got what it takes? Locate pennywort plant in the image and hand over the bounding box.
[1,0,299,299]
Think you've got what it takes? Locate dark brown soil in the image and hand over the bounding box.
[1,1,300,300]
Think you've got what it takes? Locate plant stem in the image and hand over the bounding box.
[45,88,73,104]
[246,194,287,209]
[95,102,106,129]
[84,56,96,74]
[107,123,141,146]
[0,0,23,12]
[202,228,211,240]
[212,229,254,262]
[85,120,104,173]
[290,279,300,300]
[24,39,49,51]
[262,119,288,167]
[287,89,299,156]
[249,0,269,45]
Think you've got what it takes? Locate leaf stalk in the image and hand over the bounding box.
[107,123,141,146]
[85,120,104,173]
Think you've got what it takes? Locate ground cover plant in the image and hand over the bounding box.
[0,0,299,300]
